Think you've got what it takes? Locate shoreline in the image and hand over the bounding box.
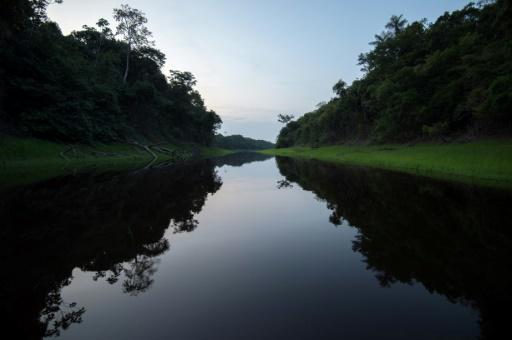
[262,139,512,190]
[0,136,232,188]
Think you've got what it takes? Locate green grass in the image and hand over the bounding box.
[0,136,231,188]
[262,139,512,190]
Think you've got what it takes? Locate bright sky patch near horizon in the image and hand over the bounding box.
[49,0,470,142]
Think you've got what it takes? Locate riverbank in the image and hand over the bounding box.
[0,136,231,187]
[262,139,512,190]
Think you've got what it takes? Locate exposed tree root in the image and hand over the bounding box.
[57,140,181,168]
[59,146,75,161]
[127,141,157,161]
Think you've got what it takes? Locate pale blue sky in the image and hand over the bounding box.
[49,0,470,141]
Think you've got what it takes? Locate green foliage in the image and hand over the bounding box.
[213,134,275,150]
[0,0,221,146]
[277,1,512,147]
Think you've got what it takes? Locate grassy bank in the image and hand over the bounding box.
[262,139,512,190]
[0,136,231,187]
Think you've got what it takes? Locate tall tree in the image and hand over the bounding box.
[113,4,153,83]
[32,0,63,23]
[385,14,407,35]
[332,79,347,98]
[169,70,197,91]
[278,114,295,124]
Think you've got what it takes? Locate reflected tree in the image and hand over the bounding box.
[277,179,293,189]
[170,218,199,234]
[122,255,159,296]
[213,152,273,167]
[39,280,85,338]
[0,160,223,338]
[276,156,512,339]
[91,238,169,295]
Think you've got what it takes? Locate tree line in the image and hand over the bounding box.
[214,134,275,150]
[0,1,221,145]
[277,0,512,147]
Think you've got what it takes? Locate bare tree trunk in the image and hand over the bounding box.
[123,46,130,83]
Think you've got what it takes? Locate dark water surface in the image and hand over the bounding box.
[2,153,512,339]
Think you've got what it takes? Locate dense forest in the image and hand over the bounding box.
[0,0,221,145]
[214,134,275,150]
[277,0,512,147]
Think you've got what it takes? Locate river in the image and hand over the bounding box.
[2,153,511,339]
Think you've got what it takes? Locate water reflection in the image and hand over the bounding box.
[2,153,510,339]
[0,159,224,339]
[213,151,273,168]
[275,157,512,339]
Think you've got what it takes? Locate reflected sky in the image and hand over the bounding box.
[52,157,482,340]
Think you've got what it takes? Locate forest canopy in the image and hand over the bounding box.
[277,0,512,147]
[0,0,221,145]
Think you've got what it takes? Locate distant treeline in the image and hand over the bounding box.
[277,1,512,147]
[214,134,274,150]
[0,1,221,145]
